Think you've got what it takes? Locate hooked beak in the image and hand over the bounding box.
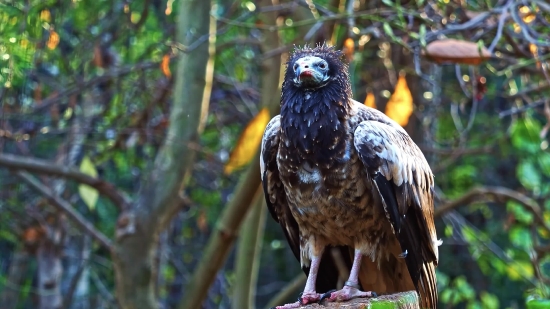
[296,67,313,80]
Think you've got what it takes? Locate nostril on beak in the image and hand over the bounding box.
[305,65,309,68]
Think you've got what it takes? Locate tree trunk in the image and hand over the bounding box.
[232,189,267,309]
[112,0,213,308]
[37,237,63,309]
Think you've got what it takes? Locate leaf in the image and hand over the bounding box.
[423,39,492,65]
[161,54,171,78]
[419,24,427,47]
[78,156,99,210]
[40,10,51,22]
[343,38,354,63]
[385,75,413,126]
[364,91,376,108]
[517,160,541,190]
[507,201,534,224]
[511,117,542,154]
[509,226,533,250]
[519,6,536,23]
[480,291,499,309]
[506,260,534,281]
[47,29,59,50]
[224,108,270,174]
[527,300,550,309]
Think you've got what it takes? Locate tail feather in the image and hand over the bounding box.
[418,261,437,309]
[356,236,437,309]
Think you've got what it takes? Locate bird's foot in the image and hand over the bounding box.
[270,291,323,309]
[323,285,377,302]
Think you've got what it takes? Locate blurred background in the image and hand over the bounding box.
[0,0,549,308]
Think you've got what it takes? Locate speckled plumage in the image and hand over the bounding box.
[260,45,439,309]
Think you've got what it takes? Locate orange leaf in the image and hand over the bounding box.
[197,210,208,232]
[224,108,270,175]
[423,39,491,65]
[364,92,376,109]
[385,75,413,127]
[93,44,104,67]
[519,6,536,23]
[47,30,59,50]
[529,43,541,69]
[161,54,171,78]
[343,38,355,62]
[23,226,45,244]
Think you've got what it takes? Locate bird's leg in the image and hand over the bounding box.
[324,249,377,302]
[272,253,324,309]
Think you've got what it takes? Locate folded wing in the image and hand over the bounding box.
[353,119,439,308]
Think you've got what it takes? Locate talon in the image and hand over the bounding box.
[319,289,337,303]
[371,291,378,298]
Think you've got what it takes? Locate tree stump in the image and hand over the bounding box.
[295,291,420,309]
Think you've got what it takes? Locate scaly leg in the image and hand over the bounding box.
[272,253,324,309]
[325,249,377,302]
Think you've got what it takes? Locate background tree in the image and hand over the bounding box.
[0,0,549,309]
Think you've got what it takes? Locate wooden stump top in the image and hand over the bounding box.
[295,291,420,309]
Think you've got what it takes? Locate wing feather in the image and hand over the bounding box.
[353,113,439,309]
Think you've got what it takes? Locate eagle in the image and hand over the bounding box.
[260,45,440,309]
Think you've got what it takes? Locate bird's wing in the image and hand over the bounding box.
[352,104,439,308]
[261,115,353,293]
[261,115,301,259]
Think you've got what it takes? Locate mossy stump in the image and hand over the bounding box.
[295,291,419,309]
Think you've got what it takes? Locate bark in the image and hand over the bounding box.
[232,190,267,309]
[37,234,64,309]
[291,291,420,309]
[112,0,213,308]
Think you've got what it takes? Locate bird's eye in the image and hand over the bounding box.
[319,63,326,69]
[293,64,298,71]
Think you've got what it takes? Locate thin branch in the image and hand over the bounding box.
[488,0,512,53]
[30,60,164,114]
[17,171,113,251]
[505,81,550,99]
[0,153,129,210]
[434,186,550,234]
[499,99,547,118]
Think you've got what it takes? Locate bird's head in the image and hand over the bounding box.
[284,44,349,90]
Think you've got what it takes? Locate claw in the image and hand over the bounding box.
[319,289,337,303]
[325,286,378,302]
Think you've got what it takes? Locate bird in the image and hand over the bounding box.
[260,44,440,309]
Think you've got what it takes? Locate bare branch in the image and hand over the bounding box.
[505,81,550,99]
[17,171,113,251]
[0,153,130,210]
[499,99,548,118]
[434,186,550,234]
